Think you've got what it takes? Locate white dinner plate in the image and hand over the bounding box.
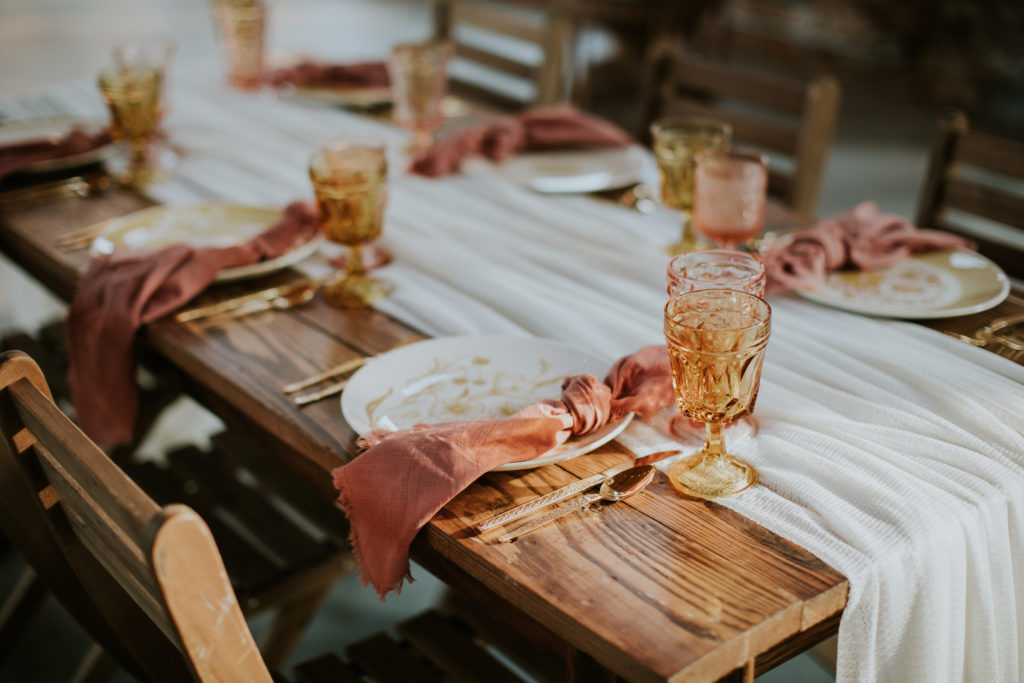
[796,248,1010,319]
[499,145,648,194]
[90,203,323,283]
[0,115,116,175]
[342,335,634,471]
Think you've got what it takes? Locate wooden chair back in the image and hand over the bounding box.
[916,111,1024,281]
[0,350,271,683]
[644,43,841,217]
[433,0,573,109]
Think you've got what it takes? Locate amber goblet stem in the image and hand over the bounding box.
[702,422,725,461]
[347,244,366,278]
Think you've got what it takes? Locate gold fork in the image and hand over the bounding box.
[287,336,424,406]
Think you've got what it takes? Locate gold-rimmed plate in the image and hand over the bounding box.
[797,248,1010,319]
[0,116,116,176]
[90,203,323,283]
[342,335,633,471]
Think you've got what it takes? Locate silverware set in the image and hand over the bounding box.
[175,278,322,324]
[2,172,112,214]
[479,449,680,542]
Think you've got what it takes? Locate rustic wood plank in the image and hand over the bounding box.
[958,129,1024,179]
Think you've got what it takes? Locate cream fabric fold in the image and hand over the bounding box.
[12,77,1024,683]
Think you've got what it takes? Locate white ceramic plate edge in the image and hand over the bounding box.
[796,248,1010,320]
[342,334,631,471]
[89,202,323,282]
[0,115,116,175]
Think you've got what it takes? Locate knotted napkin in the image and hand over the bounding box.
[410,105,634,177]
[265,60,390,88]
[332,344,674,597]
[0,126,111,181]
[763,201,974,293]
[66,201,319,449]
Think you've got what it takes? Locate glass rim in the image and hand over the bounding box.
[650,116,732,140]
[695,147,768,168]
[664,289,771,333]
[667,249,765,274]
[390,39,454,59]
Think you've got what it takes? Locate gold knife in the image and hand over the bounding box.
[476,449,680,532]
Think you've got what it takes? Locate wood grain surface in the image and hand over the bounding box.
[20,184,1017,680]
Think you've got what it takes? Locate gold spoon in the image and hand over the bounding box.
[497,465,656,543]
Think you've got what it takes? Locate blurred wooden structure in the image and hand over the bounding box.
[917,111,1024,281]
[644,43,840,218]
[433,0,573,108]
[0,350,561,682]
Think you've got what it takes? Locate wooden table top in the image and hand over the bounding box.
[5,184,1017,681]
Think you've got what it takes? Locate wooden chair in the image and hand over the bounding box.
[0,350,553,682]
[433,0,573,109]
[916,111,1024,281]
[643,43,841,218]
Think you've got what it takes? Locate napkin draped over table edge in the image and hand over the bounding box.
[332,344,675,598]
[66,200,320,450]
[409,105,635,178]
[762,201,975,293]
[0,126,111,182]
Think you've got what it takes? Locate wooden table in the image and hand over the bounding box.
[0,186,860,682]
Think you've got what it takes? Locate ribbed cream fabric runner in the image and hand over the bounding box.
[5,77,1024,682]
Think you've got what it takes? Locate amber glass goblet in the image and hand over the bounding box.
[650,117,732,255]
[98,66,162,189]
[693,149,768,250]
[663,289,771,499]
[388,41,453,152]
[309,142,391,308]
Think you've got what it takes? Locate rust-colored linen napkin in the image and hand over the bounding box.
[410,105,634,178]
[763,201,975,293]
[0,127,111,181]
[265,60,390,88]
[66,201,319,449]
[332,344,674,597]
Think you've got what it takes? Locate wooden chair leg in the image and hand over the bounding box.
[0,567,48,662]
[258,580,335,671]
[70,644,119,683]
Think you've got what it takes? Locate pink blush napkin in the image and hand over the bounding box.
[0,127,111,181]
[66,201,319,449]
[266,60,390,88]
[332,344,674,597]
[763,201,975,293]
[410,105,634,178]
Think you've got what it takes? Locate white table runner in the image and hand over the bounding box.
[5,77,1024,683]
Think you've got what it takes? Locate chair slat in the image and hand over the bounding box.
[346,633,442,683]
[957,131,1024,179]
[454,41,536,79]
[10,380,159,552]
[398,610,523,683]
[672,56,807,117]
[944,177,1024,230]
[450,78,531,110]
[453,2,545,43]
[294,653,363,683]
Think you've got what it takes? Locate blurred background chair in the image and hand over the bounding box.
[916,111,1024,281]
[0,340,355,676]
[432,0,574,109]
[0,350,609,682]
[644,42,841,218]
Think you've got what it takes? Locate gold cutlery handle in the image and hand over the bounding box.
[176,279,317,323]
[203,297,274,324]
[497,494,594,543]
[282,356,366,394]
[293,378,350,406]
[477,473,607,531]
